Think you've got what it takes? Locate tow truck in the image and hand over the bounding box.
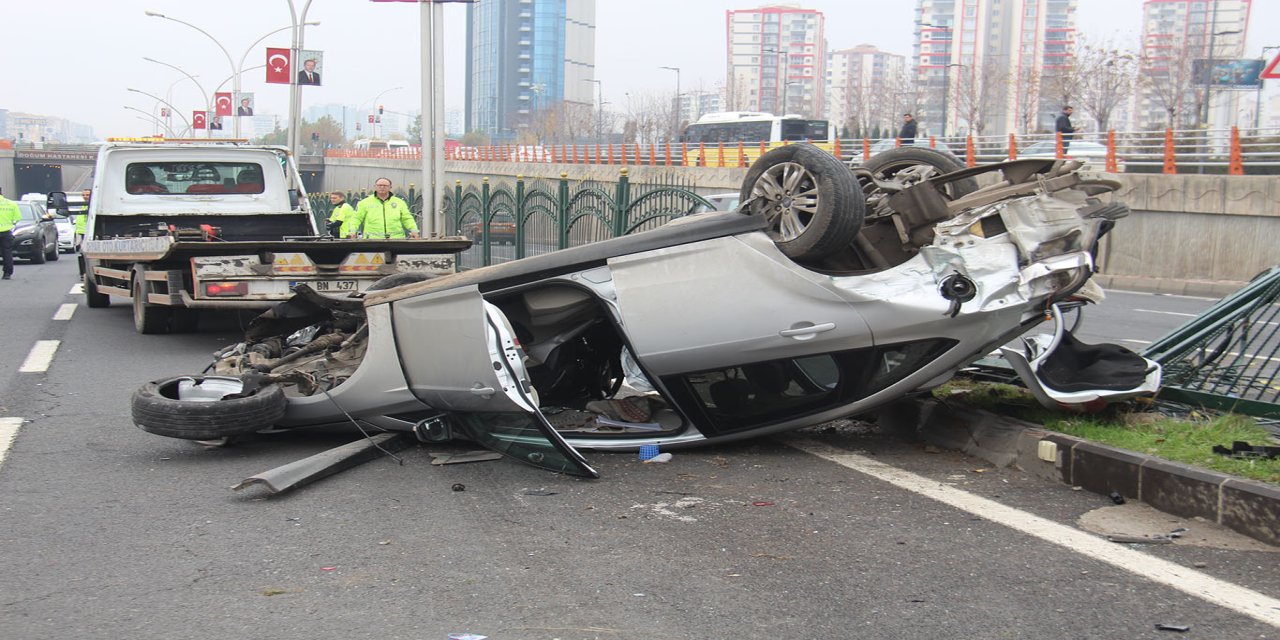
[49,138,468,333]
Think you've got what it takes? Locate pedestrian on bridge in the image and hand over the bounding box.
[349,178,419,239]
[898,113,917,145]
[0,187,20,280]
[1056,106,1075,154]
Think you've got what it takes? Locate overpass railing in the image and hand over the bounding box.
[357,127,1277,175]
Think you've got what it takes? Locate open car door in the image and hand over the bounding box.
[389,285,598,478]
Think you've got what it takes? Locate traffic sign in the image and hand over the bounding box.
[1263,52,1280,80]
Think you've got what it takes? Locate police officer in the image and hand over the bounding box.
[327,191,355,238]
[75,189,91,277]
[348,178,419,239]
[0,187,21,280]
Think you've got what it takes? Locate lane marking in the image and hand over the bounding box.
[1109,290,1218,302]
[0,418,21,470]
[18,340,60,373]
[1121,339,1153,345]
[1134,308,1197,318]
[69,283,82,295]
[52,303,77,321]
[791,439,1280,628]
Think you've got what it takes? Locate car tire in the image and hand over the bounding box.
[28,244,46,264]
[861,147,978,200]
[739,143,865,262]
[131,375,287,440]
[367,271,438,291]
[47,240,59,262]
[133,278,172,334]
[84,269,109,308]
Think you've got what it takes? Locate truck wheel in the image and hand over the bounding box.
[133,279,172,334]
[132,375,287,440]
[83,269,109,308]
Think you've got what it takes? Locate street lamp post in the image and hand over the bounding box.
[363,87,404,140]
[127,87,191,133]
[1257,46,1280,130]
[286,0,319,159]
[125,106,178,137]
[143,58,209,126]
[1201,27,1242,127]
[659,66,680,141]
[584,79,603,145]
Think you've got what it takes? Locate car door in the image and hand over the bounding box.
[388,284,598,478]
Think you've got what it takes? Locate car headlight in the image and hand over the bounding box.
[11,224,36,240]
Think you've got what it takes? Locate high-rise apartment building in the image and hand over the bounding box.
[1134,0,1251,130]
[913,0,1077,137]
[826,44,908,137]
[679,90,725,126]
[725,5,826,118]
[465,0,596,141]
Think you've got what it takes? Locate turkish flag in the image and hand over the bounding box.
[266,47,291,84]
[368,115,375,123]
[193,111,206,130]
[214,93,233,117]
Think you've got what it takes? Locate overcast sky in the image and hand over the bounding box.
[9,0,1278,137]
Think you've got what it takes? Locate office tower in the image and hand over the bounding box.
[913,0,1078,137]
[726,5,827,117]
[465,0,597,141]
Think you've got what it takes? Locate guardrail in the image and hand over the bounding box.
[354,127,1277,175]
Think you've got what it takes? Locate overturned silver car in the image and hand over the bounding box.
[133,145,1132,481]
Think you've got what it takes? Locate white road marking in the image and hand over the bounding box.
[69,283,82,295]
[791,439,1280,628]
[0,418,21,470]
[1121,339,1153,345]
[52,303,77,321]
[1134,308,1197,318]
[18,340,60,373]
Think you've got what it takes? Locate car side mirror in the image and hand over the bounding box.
[47,191,68,212]
[288,188,301,210]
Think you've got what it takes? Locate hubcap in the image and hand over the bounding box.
[751,162,820,242]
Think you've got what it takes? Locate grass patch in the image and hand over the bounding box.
[935,378,1280,485]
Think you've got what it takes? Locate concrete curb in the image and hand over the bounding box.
[881,398,1280,546]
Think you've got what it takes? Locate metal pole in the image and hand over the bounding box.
[420,1,436,235]
[127,88,191,132]
[1201,5,1219,127]
[286,0,316,159]
[431,0,447,236]
[660,66,680,141]
[143,58,209,117]
[235,23,316,139]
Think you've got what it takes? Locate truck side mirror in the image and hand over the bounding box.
[47,191,68,212]
[288,188,301,210]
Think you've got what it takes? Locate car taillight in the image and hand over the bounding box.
[204,281,249,297]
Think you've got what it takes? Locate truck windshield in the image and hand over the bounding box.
[125,162,267,195]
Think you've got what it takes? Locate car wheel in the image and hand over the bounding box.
[861,147,977,200]
[47,239,59,262]
[84,269,109,308]
[133,278,172,334]
[28,244,46,264]
[739,143,864,262]
[131,375,287,440]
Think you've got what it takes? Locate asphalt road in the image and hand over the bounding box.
[1,257,1277,639]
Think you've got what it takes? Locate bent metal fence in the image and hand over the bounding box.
[308,170,713,270]
[1143,266,1280,419]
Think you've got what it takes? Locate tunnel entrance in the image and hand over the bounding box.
[15,163,63,196]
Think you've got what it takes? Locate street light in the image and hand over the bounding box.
[125,106,178,137]
[142,58,209,134]
[145,10,318,139]
[127,87,191,132]
[362,87,403,139]
[584,78,603,144]
[659,66,680,141]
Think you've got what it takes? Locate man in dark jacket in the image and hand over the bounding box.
[1055,106,1075,153]
[898,113,918,145]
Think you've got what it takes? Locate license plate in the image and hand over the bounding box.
[292,280,359,292]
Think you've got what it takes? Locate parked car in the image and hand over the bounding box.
[689,193,741,214]
[463,212,516,244]
[1013,140,1123,172]
[132,145,1130,482]
[847,138,958,165]
[12,201,60,264]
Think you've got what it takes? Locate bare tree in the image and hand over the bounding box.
[1077,43,1137,132]
[951,60,1007,135]
[1139,37,1200,129]
[1013,64,1043,134]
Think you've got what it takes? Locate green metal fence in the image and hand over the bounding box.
[1143,266,1280,419]
[307,172,711,266]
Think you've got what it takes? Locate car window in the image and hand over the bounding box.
[17,203,43,222]
[661,339,956,435]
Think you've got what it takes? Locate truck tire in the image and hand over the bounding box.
[132,375,288,440]
[84,269,109,308]
[133,279,172,334]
